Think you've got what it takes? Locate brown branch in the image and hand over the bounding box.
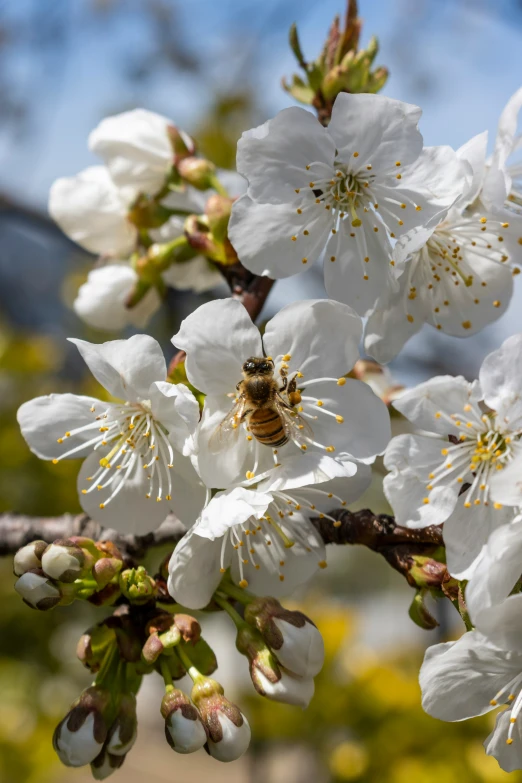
[0,513,186,563]
[312,508,446,587]
[215,259,274,321]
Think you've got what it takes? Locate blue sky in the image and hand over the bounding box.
[1,0,522,382]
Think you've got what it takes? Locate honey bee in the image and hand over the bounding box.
[209,356,312,453]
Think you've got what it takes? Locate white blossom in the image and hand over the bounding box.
[364,132,522,363]
[229,93,467,315]
[270,616,324,678]
[420,595,522,772]
[168,467,370,606]
[14,571,61,610]
[54,711,105,768]
[482,87,522,212]
[174,298,391,489]
[88,108,193,194]
[17,335,206,534]
[252,667,314,708]
[383,334,522,579]
[164,707,207,754]
[74,264,161,331]
[206,713,251,763]
[49,166,137,256]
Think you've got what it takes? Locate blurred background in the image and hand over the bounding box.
[1,0,522,781]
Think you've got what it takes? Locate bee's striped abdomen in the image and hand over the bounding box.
[249,407,288,447]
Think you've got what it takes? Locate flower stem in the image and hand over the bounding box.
[210,175,230,198]
[160,657,174,693]
[219,580,254,605]
[214,592,247,628]
[175,645,203,684]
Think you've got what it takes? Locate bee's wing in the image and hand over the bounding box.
[275,397,314,449]
[208,398,248,454]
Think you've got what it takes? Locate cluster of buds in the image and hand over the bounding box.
[215,586,325,710]
[13,540,324,776]
[12,537,163,611]
[143,610,251,762]
[283,0,388,123]
[14,537,124,610]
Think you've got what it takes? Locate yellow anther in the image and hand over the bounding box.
[441,448,449,456]
[330,255,336,262]
[325,445,335,452]
[65,432,71,437]
[351,218,362,227]
[301,444,307,450]
[99,503,105,509]
[507,738,514,745]
[493,300,501,307]
[407,314,414,323]
[364,256,369,263]
[337,377,346,386]
[464,502,471,508]
[246,471,255,480]
[291,235,297,241]
[318,560,328,569]
[435,412,441,419]
[52,459,59,465]
[302,258,308,264]
[353,151,359,157]
[316,400,324,407]
[336,415,344,423]
[400,203,406,210]
[462,321,472,329]
[494,502,503,510]
[480,217,487,224]
[502,222,510,228]
[239,579,249,589]
[396,173,402,179]
[423,498,430,505]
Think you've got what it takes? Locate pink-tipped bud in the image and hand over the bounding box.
[191,678,250,763]
[13,540,47,576]
[93,557,123,589]
[161,690,207,754]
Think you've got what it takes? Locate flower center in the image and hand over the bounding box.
[425,406,522,508]
[219,487,348,588]
[53,401,175,508]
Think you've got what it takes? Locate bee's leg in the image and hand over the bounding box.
[239,407,253,422]
[279,375,288,393]
[287,376,297,394]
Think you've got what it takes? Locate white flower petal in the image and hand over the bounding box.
[263,299,362,380]
[166,457,208,528]
[69,334,167,402]
[328,93,423,172]
[456,131,488,208]
[229,194,331,279]
[89,108,174,194]
[443,499,512,580]
[392,375,479,436]
[474,594,522,653]
[172,299,262,396]
[420,632,520,721]
[17,393,102,460]
[466,515,522,621]
[74,264,160,331]
[196,488,272,540]
[490,452,522,507]
[236,107,335,202]
[258,454,359,493]
[230,513,325,598]
[77,451,171,534]
[363,279,422,364]
[485,710,522,772]
[167,526,222,609]
[384,434,458,528]
[149,381,200,454]
[479,333,522,429]
[483,87,522,210]
[49,166,136,255]
[323,222,396,315]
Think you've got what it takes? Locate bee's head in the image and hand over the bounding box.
[242,357,274,377]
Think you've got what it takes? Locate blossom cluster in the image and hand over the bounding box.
[10,12,522,776]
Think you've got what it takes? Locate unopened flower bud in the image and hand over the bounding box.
[167,124,196,161]
[106,693,137,756]
[191,678,250,762]
[205,195,233,243]
[93,557,123,589]
[250,648,314,708]
[15,569,61,611]
[13,540,47,576]
[245,597,324,678]
[161,689,207,754]
[177,157,216,190]
[41,539,85,583]
[409,590,439,631]
[53,686,110,767]
[173,614,201,644]
[77,623,115,672]
[119,566,156,604]
[91,750,125,780]
[88,582,122,607]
